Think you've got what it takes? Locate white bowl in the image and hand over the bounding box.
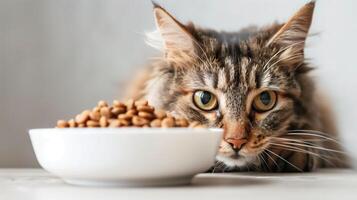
[29,128,223,186]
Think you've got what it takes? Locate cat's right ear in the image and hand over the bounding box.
[148,4,197,62]
[267,2,315,49]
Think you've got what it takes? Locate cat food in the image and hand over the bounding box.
[56,99,204,128]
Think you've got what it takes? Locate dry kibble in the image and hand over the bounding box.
[125,99,135,110]
[68,119,77,127]
[100,107,111,118]
[89,111,101,121]
[176,118,189,127]
[87,120,99,127]
[161,117,175,128]
[113,100,125,108]
[56,99,204,129]
[97,100,108,108]
[150,119,161,127]
[75,110,90,124]
[118,114,132,121]
[138,111,155,120]
[92,107,100,113]
[109,119,120,127]
[134,99,148,107]
[132,116,149,126]
[189,121,205,128]
[126,109,138,116]
[154,110,166,119]
[137,105,154,113]
[111,106,126,115]
[57,120,68,128]
[166,113,174,118]
[119,119,131,126]
[99,116,108,127]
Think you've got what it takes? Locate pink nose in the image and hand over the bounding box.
[225,138,248,150]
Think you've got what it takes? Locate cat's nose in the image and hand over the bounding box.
[226,138,248,152]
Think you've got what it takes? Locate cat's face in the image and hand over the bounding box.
[146,2,315,169]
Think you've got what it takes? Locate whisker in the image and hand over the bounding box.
[269,142,337,167]
[259,153,271,171]
[263,150,280,171]
[211,161,223,173]
[245,160,251,172]
[285,132,341,145]
[286,129,339,139]
[272,137,326,143]
[271,134,348,165]
[265,149,303,172]
[277,141,346,154]
[271,137,334,151]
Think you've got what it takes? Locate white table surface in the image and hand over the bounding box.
[0,169,356,200]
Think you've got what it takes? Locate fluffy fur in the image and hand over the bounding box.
[127,1,349,172]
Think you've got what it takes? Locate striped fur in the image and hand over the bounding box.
[128,2,350,172]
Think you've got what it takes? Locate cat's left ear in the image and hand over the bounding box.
[267,1,315,49]
[150,4,197,62]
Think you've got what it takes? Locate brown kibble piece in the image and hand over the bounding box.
[137,105,154,113]
[176,118,189,127]
[113,100,126,108]
[78,123,85,128]
[118,114,132,121]
[132,116,149,126]
[100,107,111,118]
[154,110,166,119]
[68,119,77,127]
[99,116,108,127]
[92,106,100,113]
[126,109,138,116]
[134,99,148,107]
[138,111,155,120]
[125,99,135,110]
[109,119,120,127]
[161,117,175,128]
[97,100,108,108]
[57,120,68,128]
[189,121,205,128]
[150,119,161,127]
[119,119,131,126]
[89,111,101,121]
[86,120,99,127]
[75,110,90,124]
[111,106,126,116]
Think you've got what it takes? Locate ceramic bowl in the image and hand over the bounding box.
[29,128,223,186]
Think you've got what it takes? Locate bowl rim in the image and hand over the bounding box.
[29,127,224,135]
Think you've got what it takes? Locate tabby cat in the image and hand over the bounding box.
[127,2,349,172]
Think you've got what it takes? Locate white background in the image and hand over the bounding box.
[0,0,356,167]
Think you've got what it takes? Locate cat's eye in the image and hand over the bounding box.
[253,91,277,112]
[193,90,218,111]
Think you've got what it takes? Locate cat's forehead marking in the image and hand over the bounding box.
[240,57,250,87]
[249,64,258,87]
[224,56,236,84]
[203,71,216,89]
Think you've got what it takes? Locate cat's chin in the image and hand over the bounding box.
[216,154,252,168]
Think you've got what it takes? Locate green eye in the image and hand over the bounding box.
[193,90,218,111]
[253,91,277,112]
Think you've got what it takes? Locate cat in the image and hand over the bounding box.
[125,1,349,172]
